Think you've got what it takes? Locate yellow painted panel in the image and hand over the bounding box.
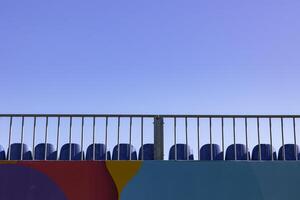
[106,161,142,198]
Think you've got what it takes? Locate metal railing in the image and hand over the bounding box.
[0,114,299,161]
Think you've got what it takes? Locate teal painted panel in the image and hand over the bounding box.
[121,161,300,200]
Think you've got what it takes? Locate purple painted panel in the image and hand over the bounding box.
[0,165,66,200]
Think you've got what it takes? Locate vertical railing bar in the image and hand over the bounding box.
[129,117,132,160]
[269,118,273,161]
[245,118,249,161]
[222,118,225,160]
[69,117,73,161]
[209,117,213,160]
[174,117,177,160]
[281,117,285,161]
[293,117,298,161]
[257,118,261,161]
[20,116,25,161]
[8,116,13,160]
[80,117,84,161]
[92,117,96,160]
[56,117,60,160]
[117,117,120,160]
[141,117,144,160]
[44,116,49,160]
[105,117,108,160]
[32,117,37,161]
[185,117,189,160]
[233,118,236,161]
[197,117,200,160]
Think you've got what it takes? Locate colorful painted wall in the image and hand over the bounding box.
[0,161,300,200]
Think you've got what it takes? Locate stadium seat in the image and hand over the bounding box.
[169,144,194,160]
[8,143,33,160]
[278,144,299,160]
[0,145,5,160]
[139,144,154,160]
[200,144,221,160]
[252,144,277,160]
[59,143,84,160]
[112,144,137,160]
[225,144,249,160]
[34,143,57,160]
[216,152,225,160]
[86,143,111,160]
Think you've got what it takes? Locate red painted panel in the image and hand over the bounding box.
[20,161,118,200]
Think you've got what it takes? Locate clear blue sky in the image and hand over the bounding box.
[1,0,300,157]
[1,0,300,115]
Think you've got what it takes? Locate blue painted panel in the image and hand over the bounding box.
[121,161,300,200]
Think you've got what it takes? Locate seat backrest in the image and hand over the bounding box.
[0,145,6,160]
[8,143,33,160]
[139,144,154,160]
[112,144,137,160]
[225,144,249,160]
[59,143,83,160]
[252,144,277,160]
[86,143,111,160]
[169,144,194,160]
[278,144,299,160]
[200,144,221,160]
[216,152,225,160]
[34,143,56,160]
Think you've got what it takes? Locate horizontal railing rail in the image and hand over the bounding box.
[1,114,300,118]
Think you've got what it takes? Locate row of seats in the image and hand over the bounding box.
[170,143,299,160]
[0,143,299,160]
[0,143,143,160]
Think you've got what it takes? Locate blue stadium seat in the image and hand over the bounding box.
[139,144,154,160]
[48,151,58,160]
[169,144,194,160]
[200,144,221,160]
[216,152,225,160]
[59,143,84,160]
[112,144,137,160]
[86,143,111,160]
[252,144,277,160]
[34,143,57,160]
[225,144,249,160]
[8,143,33,160]
[278,144,299,160]
[0,145,5,160]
